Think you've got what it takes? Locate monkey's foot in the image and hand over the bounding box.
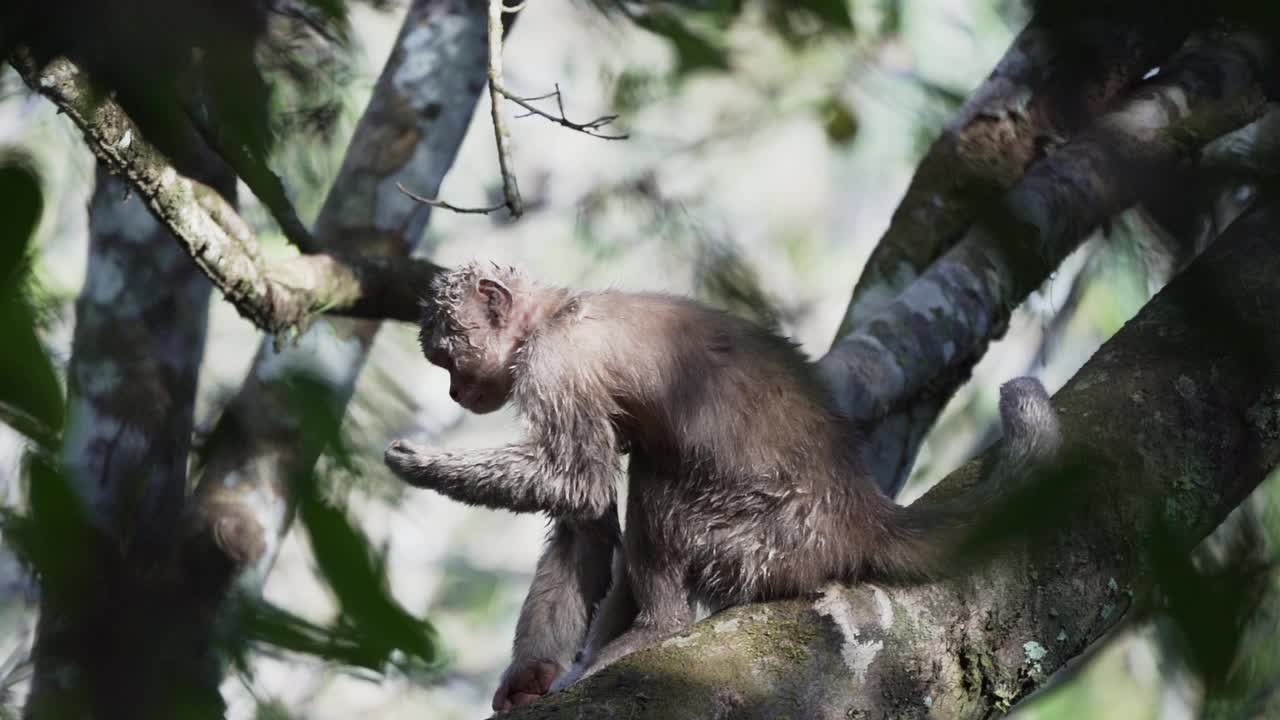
[493,660,561,712]
[547,662,585,693]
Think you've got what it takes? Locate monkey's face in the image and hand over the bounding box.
[422,275,520,415]
[423,332,513,415]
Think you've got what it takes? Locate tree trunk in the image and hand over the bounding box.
[25,157,229,718]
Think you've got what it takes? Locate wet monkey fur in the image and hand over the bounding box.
[384,262,1061,709]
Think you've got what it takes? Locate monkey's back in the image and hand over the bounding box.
[555,291,893,604]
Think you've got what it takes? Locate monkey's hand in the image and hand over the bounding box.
[492,658,561,713]
[383,439,438,488]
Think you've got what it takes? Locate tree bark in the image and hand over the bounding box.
[818,30,1271,491]
[838,12,1189,335]
[501,183,1280,720]
[833,13,1191,497]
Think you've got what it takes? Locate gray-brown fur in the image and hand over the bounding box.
[490,513,619,712]
[384,262,1063,707]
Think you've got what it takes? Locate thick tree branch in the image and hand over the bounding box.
[188,0,493,600]
[836,13,1190,336]
[10,50,441,332]
[507,183,1280,720]
[819,31,1271,489]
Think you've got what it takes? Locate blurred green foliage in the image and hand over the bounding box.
[0,154,61,451]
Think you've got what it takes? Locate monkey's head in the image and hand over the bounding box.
[420,263,525,414]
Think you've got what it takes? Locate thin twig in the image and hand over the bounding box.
[520,89,561,102]
[487,0,523,217]
[397,182,508,215]
[496,82,630,140]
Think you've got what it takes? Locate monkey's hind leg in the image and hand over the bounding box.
[569,564,694,684]
[493,515,618,711]
[549,550,638,692]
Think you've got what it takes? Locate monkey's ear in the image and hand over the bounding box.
[477,278,513,326]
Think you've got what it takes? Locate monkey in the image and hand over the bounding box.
[383,261,1063,703]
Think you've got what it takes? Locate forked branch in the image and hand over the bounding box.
[401,1,626,217]
[12,50,441,333]
[499,83,629,139]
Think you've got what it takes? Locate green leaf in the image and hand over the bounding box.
[293,473,443,673]
[633,10,731,75]
[0,154,63,446]
[786,0,853,31]
[819,96,860,146]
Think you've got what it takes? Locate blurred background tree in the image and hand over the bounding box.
[0,0,1278,718]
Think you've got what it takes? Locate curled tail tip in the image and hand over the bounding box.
[998,375,1060,445]
[999,375,1048,399]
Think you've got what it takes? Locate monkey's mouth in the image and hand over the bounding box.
[460,389,506,414]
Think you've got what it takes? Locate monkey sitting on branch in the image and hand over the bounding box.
[384,261,1062,702]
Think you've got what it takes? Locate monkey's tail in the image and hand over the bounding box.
[868,497,973,582]
[867,376,1064,583]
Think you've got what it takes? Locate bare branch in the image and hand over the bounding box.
[397,181,508,215]
[498,83,629,139]
[488,0,522,217]
[428,3,627,220]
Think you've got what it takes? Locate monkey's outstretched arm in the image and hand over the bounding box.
[384,439,617,519]
[387,362,622,518]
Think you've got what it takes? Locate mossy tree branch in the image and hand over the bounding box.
[11,50,442,334]
[507,183,1280,720]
